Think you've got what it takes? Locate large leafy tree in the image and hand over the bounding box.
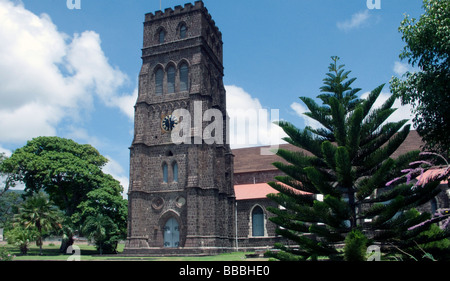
[2,136,126,252]
[390,0,450,156]
[267,57,450,261]
[75,174,128,254]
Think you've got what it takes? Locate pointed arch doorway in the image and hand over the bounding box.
[163,217,180,248]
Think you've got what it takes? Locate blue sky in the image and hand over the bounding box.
[0,0,424,195]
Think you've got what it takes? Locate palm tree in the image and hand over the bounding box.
[82,214,117,255]
[14,192,62,255]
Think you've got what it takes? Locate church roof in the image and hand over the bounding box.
[234,182,309,200]
[232,130,424,174]
[234,183,278,200]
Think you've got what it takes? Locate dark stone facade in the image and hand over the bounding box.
[124,1,235,255]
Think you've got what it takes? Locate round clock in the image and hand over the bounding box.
[161,115,178,132]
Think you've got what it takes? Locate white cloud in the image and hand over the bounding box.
[337,10,371,31]
[393,61,411,76]
[290,92,413,132]
[225,85,287,149]
[0,145,12,157]
[102,156,129,198]
[112,87,138,121]
[290,102,324,130]
[361,91,414,126]
[0,0,133,143]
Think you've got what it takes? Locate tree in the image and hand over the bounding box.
[13,192,62,255]
[0,153,15,197]
[267,56,450,261]
[0,191,22,228]
[82,214,119,255]
[75,174,128,254]
[2,136,110,252]
[390,0,450,156]
[5,225,38,255]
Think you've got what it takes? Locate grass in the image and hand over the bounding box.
[0,242,268,261]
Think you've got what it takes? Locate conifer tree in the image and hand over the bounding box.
[267,56,450,261]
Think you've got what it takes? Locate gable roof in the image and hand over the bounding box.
[234,183,278,200]
[234,182,309,200]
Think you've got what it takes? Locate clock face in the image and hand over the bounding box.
[161,115,178,132]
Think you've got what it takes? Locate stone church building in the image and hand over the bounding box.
[123,1,449,255]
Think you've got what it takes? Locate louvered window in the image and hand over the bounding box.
[155,68,164,95]
[163,163,168,183]
[180,24,187,39]
[172,162,178,183]
[167,66,175,94]
[159,30,165,44]
[179,63,189,91]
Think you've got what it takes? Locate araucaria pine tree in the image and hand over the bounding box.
[267,56,450,261]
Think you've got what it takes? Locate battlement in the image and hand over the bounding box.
[145,1,221,39]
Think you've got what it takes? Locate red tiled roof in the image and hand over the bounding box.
[234,183,278,200]
[234,182,309,200]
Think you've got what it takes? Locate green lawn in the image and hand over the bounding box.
[1,243,267,261]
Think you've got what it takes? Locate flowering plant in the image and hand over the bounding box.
[0,246,15,261]
[386,152,450,189]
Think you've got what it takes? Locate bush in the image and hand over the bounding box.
[5,226,38,255]
[344,229,368,261]
[0,246,15,261]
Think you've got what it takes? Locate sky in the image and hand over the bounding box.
[0,0,425,196]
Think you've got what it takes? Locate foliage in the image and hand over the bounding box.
[0,153,16,197]
[2,136,108,217]
[75,174,128,254]
[82,213,120,255]
[344,229,368,261]
[2,136,128,253]
[0,191,22,228]
[5,225,38,255]
[0,246,15,261]
[267,56,450,261]
[390,0,450,155]
[13,192,62,255]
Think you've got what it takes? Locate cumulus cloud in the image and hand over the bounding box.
[393,61,411,76]
[290,102,324,130]
[337,10,371,31]
[225,85,287,149]
[103,156,129,198]
[290,91,413,132]
[360,91,414,126]
[0,0,134,143]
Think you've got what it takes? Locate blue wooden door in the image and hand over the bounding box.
[163,218,180,248]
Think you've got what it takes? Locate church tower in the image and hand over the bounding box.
[124,1,236,255]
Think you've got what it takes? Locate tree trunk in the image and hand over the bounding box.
[59,235,74,253]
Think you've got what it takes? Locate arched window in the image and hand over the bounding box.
[179,63,189,92]
[252,206,264,237]
[159,30,165,44]
[162,163,168,183]
[180,24,187,39]
[167,65,175,94]
[155,68,164,95]
[172,162,178,183]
